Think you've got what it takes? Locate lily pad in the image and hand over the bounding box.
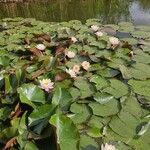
[50,114,79,150]
[89,98,119,117]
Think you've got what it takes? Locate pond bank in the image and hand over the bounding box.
[0,0,23,2]
[0,0,150,25]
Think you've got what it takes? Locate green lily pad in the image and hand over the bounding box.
[103,79,129,98]
[74,78,96,99]
[70,103,91,124]
[128,79,150,98]
[50,114,79,150]
[80,135,99,150]
[52,87,73,110]
[17,83,46,107]
[89,98,119,117]
[93,92,114,104]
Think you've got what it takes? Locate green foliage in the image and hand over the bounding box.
[0,18,150,150]
[50,114,79,150]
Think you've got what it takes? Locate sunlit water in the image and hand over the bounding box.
[0,0,150,25]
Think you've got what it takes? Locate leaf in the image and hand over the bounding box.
[70,103,91,124]
[133,50,150,64]
[88,116,104,129]
[24,141,38,150]
[93,92,114,104]
[87,127,101,138]
[128,79,150,98]
[0,107,11,121]
[52,87,73,110]
[0,56,10,67]
[83,45,96,54]
[97,68,120,78]
[28,104,55,127]
[136,26,150,32]
[119,65,132,79]
[109,110,140,138]
[18,112,27,135]
[103,79,129,98]
[90,75,109,90]
[137,122,150,136]
[131,31,150,38]
[17,83,46,107]
[5,75,12,94]
[69,87,81,100]
[107,58,126,69]
[0,127,18,143]
[50,114,79,150]
[74,78,96,99]
[89,41,107,49]
[116,142,133,150]
[122,96,142,117]
[89,98,119,117]
[80,135,99,150]
[121,38,137,45]
[129,63,150,80]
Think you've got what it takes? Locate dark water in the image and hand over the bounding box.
[0,0,150,25]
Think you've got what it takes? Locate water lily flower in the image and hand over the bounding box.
[39,79,54,92]
[109,37,120,46]
[129,51,134,57]
[71,37,78,43]
[24,45,31,49]
[36,44,46,51]
[95,31,103,37]
[101,143,116,150]
[91,25,99,32]
[73,65,80,74]
[65,50,75,58]
[81,61,90,70]
[3,22,7,27]
[66,69,77,78]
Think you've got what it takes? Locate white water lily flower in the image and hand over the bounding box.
[101,143,116,150]
[95,31,103,37]
[66,69,77,78]
[24,45,31,49]
[3,22,7,27]
[36,44,46,51]
[81,61,90,70]
[39,79,54,92]
[65,50,75,58]
[71,37,78,43]
[91,25,99,32]
[73,65,80,74]
[109,37,120,46]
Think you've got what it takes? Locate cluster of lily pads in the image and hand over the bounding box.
[0,18,150,150]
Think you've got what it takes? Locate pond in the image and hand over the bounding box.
[0,0,150,25]
[0,1,150,149]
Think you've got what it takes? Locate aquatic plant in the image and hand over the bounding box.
[0,18,150,150]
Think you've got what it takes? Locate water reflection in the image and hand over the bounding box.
[0,0,150,25]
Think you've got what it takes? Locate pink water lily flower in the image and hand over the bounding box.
[65,50,76,58]
[91,25,99,32]
[95,31,103,37]
[81,61,90,70]
[39,79,54,92]
[36,44,46,51]
[109,37,120,46]
[66,69,77,78]
[101,143,116,150]
[72,65,80,74]
[71,37,78,43]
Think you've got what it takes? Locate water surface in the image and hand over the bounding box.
[0,0,150,25]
